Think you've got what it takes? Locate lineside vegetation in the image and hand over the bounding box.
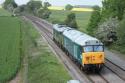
[87,0,125,53]
[21,18,72,83]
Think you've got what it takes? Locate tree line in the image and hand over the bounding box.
[3,0,78,29]
[87,0,125,48]
[3,0,51,19]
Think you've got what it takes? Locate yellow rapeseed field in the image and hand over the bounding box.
[48,6,93,12]
[48,6,64,10]
[72,8,93,12]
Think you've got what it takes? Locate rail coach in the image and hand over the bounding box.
[53,24,105,72]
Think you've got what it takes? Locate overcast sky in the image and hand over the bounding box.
[0,0,102,6]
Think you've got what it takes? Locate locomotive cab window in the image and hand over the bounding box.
[83,45,104,52]
[94,45,104,52]
[84,46,93,52]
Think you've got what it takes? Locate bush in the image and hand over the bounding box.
[87,6,101,35]
[37,8,51,19]
[97,17,119,45]
[116,18,125,45]
[65,4,73,10]
[65,12,78,29]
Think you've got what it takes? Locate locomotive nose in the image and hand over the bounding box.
[83,52,104,64]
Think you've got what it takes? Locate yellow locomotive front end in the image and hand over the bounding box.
[82,45,104,71]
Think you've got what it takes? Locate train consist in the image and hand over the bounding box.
[53,24,105,72]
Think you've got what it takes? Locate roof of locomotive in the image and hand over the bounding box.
[74,34,103,46]
[63,29,84,42]
[53,24,71,32]
[53,24,103,46]
[63,27,103,46]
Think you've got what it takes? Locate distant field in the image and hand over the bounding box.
[48,10,92,32]
[0,16,20,82]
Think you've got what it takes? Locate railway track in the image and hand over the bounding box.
[105,59,125,80]
[33,20,108,83]
[23,15,125,83]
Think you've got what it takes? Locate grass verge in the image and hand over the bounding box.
[21,18,71,83]
[109,43,125,54]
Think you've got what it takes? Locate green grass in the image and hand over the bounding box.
[0,8,11,16]
[21,19,71,83]
[48,10,92,32]
[109,43,125,54]
[28,49,72,83]
[0,16,21,82]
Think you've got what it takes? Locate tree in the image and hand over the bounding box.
[65,4,73,10]
[65,13,78,29]
[37,1,51,19]
[87,6,101,35]
[4,0,17,10]
[27,1,42,15]
[3,0,13,9]
[11,1,17,8]
[37,2,51,19]
[19,5,26,12]
[44,2,51,8]
[14,5,27,14]
[37,8,51,19]
[102,0,125,20]
[97,17,119,44]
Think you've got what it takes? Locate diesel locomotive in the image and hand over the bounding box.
[53,24,105,72]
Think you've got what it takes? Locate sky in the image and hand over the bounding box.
[0,0,102,6]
